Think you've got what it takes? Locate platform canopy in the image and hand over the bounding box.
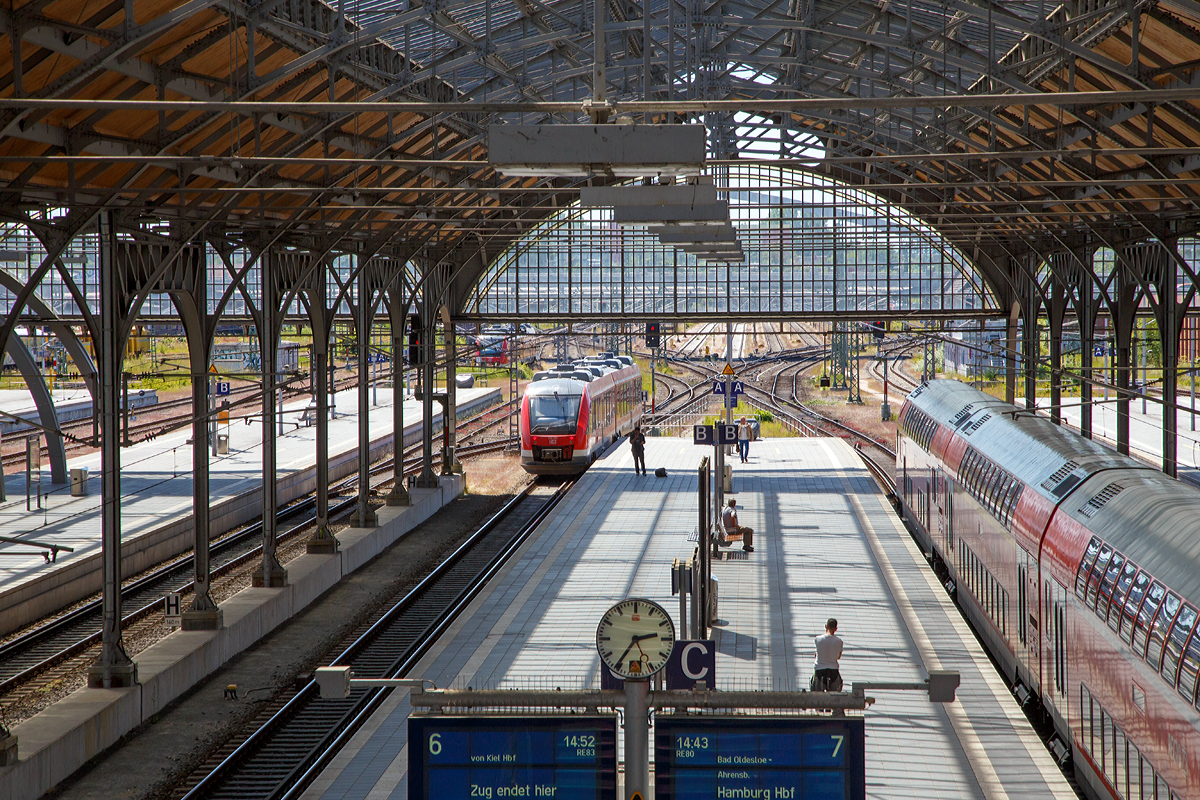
[3,0,1200,315]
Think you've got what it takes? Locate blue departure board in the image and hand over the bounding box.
[655,717,865,800]
[409,716,617,800]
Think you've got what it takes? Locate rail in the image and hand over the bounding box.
[177,478,574,800]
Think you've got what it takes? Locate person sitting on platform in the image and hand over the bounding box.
[811,618,843,692]
[721,497,754,553]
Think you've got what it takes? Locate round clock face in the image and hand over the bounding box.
[596,598,677,680]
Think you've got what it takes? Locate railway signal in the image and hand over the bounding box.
[645,322,661,349]
[407,314,422,366]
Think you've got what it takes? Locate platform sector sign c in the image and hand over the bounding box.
[655,716,866,800]
[409,716,617,800]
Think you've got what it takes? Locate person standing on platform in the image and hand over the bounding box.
[738,417,752,462]
[721,497,754,552]
[811,619,843,691]
[630,424,646,476]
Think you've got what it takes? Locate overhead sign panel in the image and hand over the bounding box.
[489,124,706,177]
[409,716,617,800]
[612,202,730,225]
[655,716,866,800]
[580,182,718,207]
[655,224,737,243]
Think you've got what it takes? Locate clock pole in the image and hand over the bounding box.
[624,678,649,800]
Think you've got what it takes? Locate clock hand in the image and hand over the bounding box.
[616,634,659,667]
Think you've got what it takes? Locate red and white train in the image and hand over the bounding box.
[898,379,1199,800]
[519,355,644,475]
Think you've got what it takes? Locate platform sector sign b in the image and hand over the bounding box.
[693,425,714,445]
[716,423,739,445]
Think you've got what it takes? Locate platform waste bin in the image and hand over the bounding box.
[70,468,89,496]
[217,433,230,455]
[723,463,733,492]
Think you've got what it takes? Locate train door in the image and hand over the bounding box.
[1019,551,1040,694]
[1043,578,1068,720]
[935,467,950,557]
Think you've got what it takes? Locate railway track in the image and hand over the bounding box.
[0,368,370,471]
[662,346,899,495]
[0,400,517,718]
[170,478,572,800]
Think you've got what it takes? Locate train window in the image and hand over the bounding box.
[1100,708,1113,780]
[1156,775,1169,800]
[1114,726,1126,795]
[1177,631,1200,708]
[973,457,988,497]
[1108,561,1139,632]
[1002,480,1022,525]
[965,452,980,490]
[1097,552,1126,615]
[1086,545,1113,610]
[1160,604,1198,688]
[1080,685,1093,754]
[1121,572,1151,643]
[1140,754,1155,800]
[1133,582,1166,658]
[1146,592,1182,672]
[1128,740,1140,800]
[1076,537,1103,599]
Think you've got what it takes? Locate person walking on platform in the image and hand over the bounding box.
[811,619,843,691]
[630,424,647,476]
[721,497,754,552]
[738,417,752,462]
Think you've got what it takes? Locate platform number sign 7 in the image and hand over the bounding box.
[831,735,843,758]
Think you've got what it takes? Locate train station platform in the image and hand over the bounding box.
[0,385,502,637]
[0,387,503,800]
[303,436,1075,800]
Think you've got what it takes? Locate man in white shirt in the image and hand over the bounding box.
[720,497,754,553]
[812,619,843,691]
[737,417,752,462]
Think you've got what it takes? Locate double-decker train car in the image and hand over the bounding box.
[897,379,1199,800]
[519,355,643,475]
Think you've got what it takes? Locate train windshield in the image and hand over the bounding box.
[529,394,582,434]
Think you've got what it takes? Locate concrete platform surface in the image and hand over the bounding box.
[0,385,501,636]
[0,474,465,800]
[303,436,1075,800]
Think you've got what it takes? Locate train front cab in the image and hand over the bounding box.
[521,386,592,474]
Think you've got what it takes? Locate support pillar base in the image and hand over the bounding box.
[414,467,440,489]
[181,608,224,631]
[86,659,138,689]
[252,561,289,587]
[0,733,17,766]
[306,527,340,554]
[386,484,412,506]
[350,505,378,528]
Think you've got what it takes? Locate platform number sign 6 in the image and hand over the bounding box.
[429,733,441,755]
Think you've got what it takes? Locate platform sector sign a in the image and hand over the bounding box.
[655,716,865,800]
[409,716,617,800]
